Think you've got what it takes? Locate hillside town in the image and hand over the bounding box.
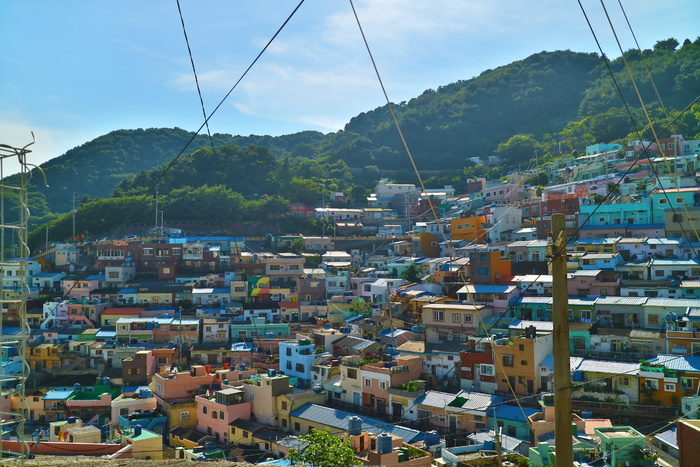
[5,136,700,466]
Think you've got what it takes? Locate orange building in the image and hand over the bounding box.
[492,332,553,396]
[450,216,487,243]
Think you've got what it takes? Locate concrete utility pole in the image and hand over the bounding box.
[550,213,572,466]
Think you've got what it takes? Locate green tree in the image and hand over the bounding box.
[401,264,422,283]
[288,428,360,467]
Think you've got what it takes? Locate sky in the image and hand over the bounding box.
[1,0,698,176]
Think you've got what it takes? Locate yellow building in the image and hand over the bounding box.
[450,216,487,243]
[123,426,163,459]
[11,388,49,423]
[26,343,61,371]
[162,399,198,432]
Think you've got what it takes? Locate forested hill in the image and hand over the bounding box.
[18,39,700,227]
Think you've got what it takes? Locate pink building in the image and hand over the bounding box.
[153,365,227,402]
[567,270,619,297]
[61,275,103,301]
[360,355,422,417]
[196,387,251,443]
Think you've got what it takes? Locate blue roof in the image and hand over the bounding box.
[96,330,116,338]
[344,314,365,324]
[2,327,22,336]
[486,405,538,422]
[378,328,412,338]
[231,342,254,352]
[118,288,138,294]
[653,426,677,449]
[289,403,424,443]
[33,272,60,277]
[86,275,104,281]
[649,354,700,372]
[43,390,74,400]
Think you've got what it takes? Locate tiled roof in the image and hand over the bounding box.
[583,419,613,436]
[289,403,424,443]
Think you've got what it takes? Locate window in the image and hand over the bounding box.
[503,355,514,367]
[347,368,357,379]
[296,363,305,373]
[665,383,676,392]
[219,410,224,420]
[480,364,494,376]
[202,406,208,414]
[365,378,372,387]
[452,314,461,323]
[477,268,490,275]
[433,310,444,322]
[143,248,154,255]
[286,361,292,370]
[294,422,300,432]
[281,401,288,411]
[648,314,659,325]
[380,381,387,390]
[681,378,694,390]
[521,360,528,366]
[180,411,190,421]
[212,411,218,420]
[659,199,668,204]
[646,379,659,390]
[464,315,473,324]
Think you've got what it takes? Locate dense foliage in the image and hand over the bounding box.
[288,428,360,467]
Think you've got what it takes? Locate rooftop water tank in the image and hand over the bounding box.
[377,433,392,454]
[67,416,77,424]
[133,425,142,437]
[139,388,152,399]
[268,369,277,378]
[424,430,440,446]
[348,416,362,436]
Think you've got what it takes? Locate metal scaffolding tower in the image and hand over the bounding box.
[0,138,37,463]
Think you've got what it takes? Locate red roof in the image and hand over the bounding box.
[101,308,145,316]
[278,301,300,308]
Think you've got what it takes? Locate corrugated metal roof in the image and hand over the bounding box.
[653,426,678,449]
[466,430,526,451]
[461,285,517,294]
[573,359,639,375]
[650,259,700,266]
[414,390,456,408]
[289,403,424,443]
[570,269,603,277]
[567,298,599,306]
[645,298,700,308]
[596,297,648,305]
[681,281,700,288]
[649,354,700,372]
[486,405,539,423]
[515,297,553,305]
[509,320,553,332]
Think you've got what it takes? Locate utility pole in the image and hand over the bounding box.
[71,193,77,242]
[550,213,572,467]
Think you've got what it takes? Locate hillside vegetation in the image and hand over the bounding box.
[10,39,700,248]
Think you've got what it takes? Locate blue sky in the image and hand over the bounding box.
[1,0,698,175]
